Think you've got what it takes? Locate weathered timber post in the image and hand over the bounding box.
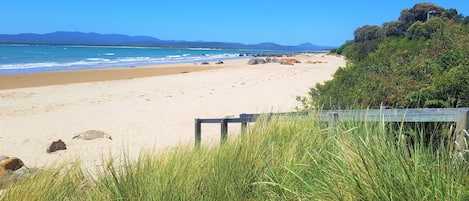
[328,112,339,135]
[195,119,202,146]
[240,114,248,134]
[221,119,228,143]
[462,110,469,133]
[454,110,469,152]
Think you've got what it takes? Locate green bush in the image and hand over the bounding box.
[320,3,468,109]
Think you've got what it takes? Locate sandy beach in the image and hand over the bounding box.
[0,53,345,169]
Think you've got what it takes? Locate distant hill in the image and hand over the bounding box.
[0,31,334,50]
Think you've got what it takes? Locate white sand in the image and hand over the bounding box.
[0,53,346,168]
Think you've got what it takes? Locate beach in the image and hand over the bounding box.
[0,53,346,169]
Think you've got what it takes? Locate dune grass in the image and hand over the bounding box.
[1,114,469,200]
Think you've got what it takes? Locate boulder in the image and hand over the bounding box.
[272,58,281,63]
[47,139,67,153]
[215,60,224,64]
[247,58,266,65]
[0,157,33,186]
[0,157,23,171]
[280,60,294,65]
[280,58,301,65]
[0,156,24,183]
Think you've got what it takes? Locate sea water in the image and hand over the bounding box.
[0,44,281,74]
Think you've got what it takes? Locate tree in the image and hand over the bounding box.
[406,17,445,40]
[398,3,445,24]
[442,8,461,21]
[354,25,385,42]
[383,21,407,37]
[308,3,469,110]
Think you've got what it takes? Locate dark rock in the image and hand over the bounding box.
[247,58,266,65]
[47,139,67,153]
[201,62,210,65]
[216,61,224,64]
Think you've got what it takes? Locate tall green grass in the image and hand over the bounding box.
[2,115,469,200]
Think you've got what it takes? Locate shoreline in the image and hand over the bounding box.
[0,61,242,90]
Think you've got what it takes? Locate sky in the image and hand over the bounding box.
[1,1,468,47]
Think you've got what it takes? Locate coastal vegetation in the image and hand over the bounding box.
[318,3,469,109]
[2,116,469,200]
[1,3,468,201]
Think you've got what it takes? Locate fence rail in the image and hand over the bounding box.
[195,108,469,146]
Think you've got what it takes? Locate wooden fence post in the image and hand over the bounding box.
[221,119,228,143]
[328,112,339,135]
[462,110,469,133]
[195,119,202,146]
[454,110,469,152]
[240,114,248,134]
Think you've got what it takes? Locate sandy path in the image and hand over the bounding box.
[0,54,345,168]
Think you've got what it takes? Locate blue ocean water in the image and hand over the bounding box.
[0,44,284,74]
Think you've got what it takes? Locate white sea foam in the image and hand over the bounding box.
[86,58,110,62]
[0,53,244,73]
[0,62,61,70]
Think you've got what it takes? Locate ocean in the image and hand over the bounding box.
[0,44,288,74]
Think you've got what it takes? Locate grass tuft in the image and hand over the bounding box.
[2,114,469,200]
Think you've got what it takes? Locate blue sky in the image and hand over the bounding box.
[1,1,468,46]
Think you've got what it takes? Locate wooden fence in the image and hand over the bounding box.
[194,108,469,146]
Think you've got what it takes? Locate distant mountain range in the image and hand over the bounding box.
[0,31,334,51]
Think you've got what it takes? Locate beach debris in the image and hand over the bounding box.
[73,130,112,140]
[0,156,24,183]
[247,58,266,65]
[215,60,224,64]
[47,139,67,153]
